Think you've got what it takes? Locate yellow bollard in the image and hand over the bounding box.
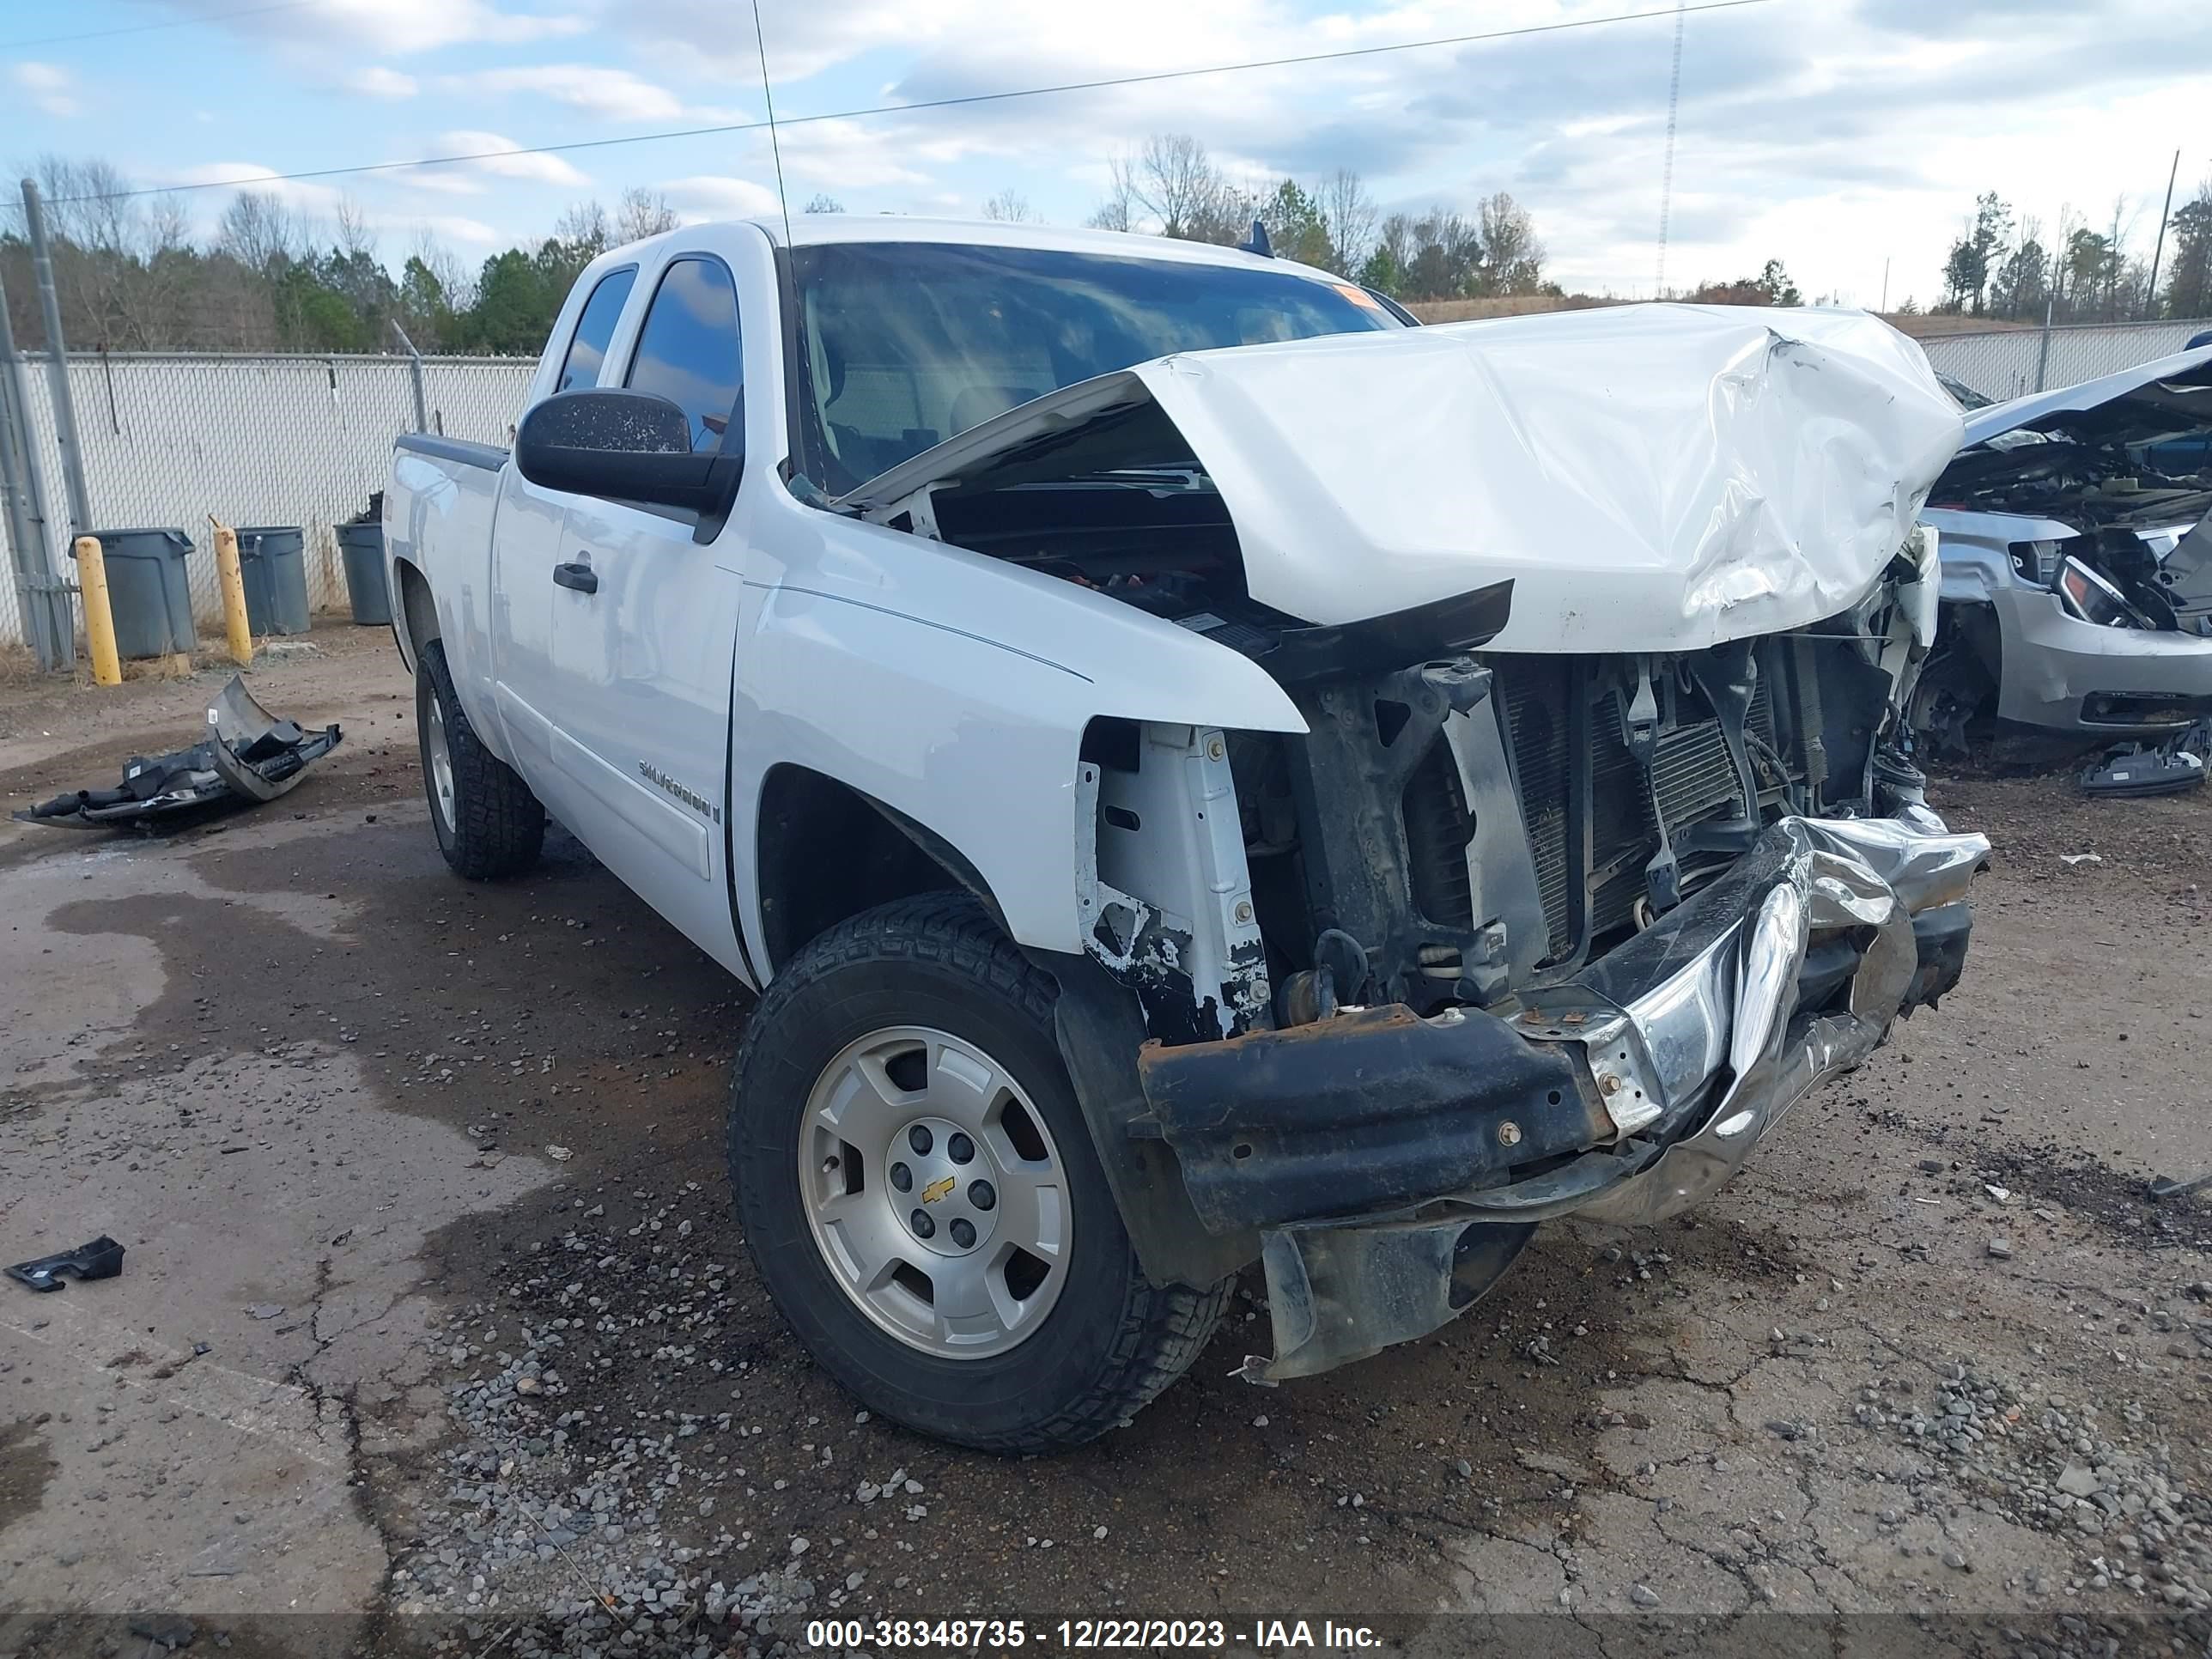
[208,515,253,665]
[72,535,122,687]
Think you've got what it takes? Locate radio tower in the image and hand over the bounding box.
[1654,0,1686,299]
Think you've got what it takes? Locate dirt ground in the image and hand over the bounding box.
[0,629,2206,1658]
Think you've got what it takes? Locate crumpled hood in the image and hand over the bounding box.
[842,303,1963,654]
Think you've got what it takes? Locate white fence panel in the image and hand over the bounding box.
[1919,319,2212,404]
[0,353,535,648]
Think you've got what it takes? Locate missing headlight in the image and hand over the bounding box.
[2008,538,2062,586]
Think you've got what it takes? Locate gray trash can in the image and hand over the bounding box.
[336,522,392,626]
[93,528,198,659]
[234,526,311,635]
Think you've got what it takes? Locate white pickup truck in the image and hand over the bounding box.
[385,216,1989,1451]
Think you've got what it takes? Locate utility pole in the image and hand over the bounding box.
[2147,148,2181,321]
[0,266,70,670]
[21,179,94,542]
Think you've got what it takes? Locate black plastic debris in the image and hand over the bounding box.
[6,1235,125,1292]
[14,674,341,830]
[129,1612,197,1650]
[2150,1172,2212,1203]
[2080,720,2209,799]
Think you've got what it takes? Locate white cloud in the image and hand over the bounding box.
[393,168,488,197]
[416,131,592,189]
[662,174,783,222]
[347,66,418,99]
[441,64,686,123]
[97,0,2212,307]
[165,162,343,217]
[13,61,80,118]
[404,213,501,246]
[192,0,586,54]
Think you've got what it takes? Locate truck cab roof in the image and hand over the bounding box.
[599,212,1345,280]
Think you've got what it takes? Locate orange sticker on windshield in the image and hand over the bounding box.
[1333,283,1384,311]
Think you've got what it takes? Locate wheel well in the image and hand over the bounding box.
[393,559,439,669]
[1936,599,2000,682]
[755,765,1004,975]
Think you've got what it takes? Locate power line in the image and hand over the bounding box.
[48,0,1781,205]
[0,0,322,52]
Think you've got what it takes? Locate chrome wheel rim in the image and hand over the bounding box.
[424,696,456,833]
[799,1024,1070,1358]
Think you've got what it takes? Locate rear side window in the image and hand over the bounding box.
[625,256,743,455]
[553,267,636,393]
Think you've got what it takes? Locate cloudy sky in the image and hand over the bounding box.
[2,0,2205,306]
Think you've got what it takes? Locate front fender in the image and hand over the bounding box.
[731,508,1306,971]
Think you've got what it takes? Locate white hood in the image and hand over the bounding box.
[842,303,1965,656]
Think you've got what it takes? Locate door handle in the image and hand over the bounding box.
[552,561,599,595]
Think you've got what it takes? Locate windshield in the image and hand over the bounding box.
[790,240,1398,495]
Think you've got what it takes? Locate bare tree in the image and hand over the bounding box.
[1475,191,1547,293]
[803,193,844,214]
[216,190,305,272]
[981,189,1039,224]
[335,195,377,263]
[1125,135,1248,244]
[616,185,678,242]
[553,198,611,257]
[1316,168,1376,276]
[1086,161,1138,232]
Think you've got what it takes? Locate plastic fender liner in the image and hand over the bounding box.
[1026,946,1260,1289]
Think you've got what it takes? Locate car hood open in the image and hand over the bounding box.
[837,303,1963,654]
[1958,343,2212,450]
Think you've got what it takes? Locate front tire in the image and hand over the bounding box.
[416,636,544,880]
[727,895,1231,1452]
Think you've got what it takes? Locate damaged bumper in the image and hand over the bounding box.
[1991,586,2212,733]
[1136,810,1988,1382]
[14,676,343,830]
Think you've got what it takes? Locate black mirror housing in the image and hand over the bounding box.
[514,389,743,532]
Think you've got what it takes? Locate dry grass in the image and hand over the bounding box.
[0,642,40,686]
[1406,295,1619,325]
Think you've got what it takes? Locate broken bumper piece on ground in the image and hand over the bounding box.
[6,1235,125,1291]
[13,675,342,830]
[2078,719,2210,799]
[1136,811,1990,1384]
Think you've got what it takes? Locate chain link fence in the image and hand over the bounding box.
[1917,318,2212,405]
[0,352,536,649]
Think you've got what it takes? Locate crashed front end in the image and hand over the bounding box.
[843,301,1988,1382]
[1920,344,2212,743]
[1101,594,1988,1380]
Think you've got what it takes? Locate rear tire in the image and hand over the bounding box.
[727,894,1231,1452]
[416,636,544,879]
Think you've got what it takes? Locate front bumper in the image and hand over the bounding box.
[1136,810,1989,1382]
[1993,586,2212,734]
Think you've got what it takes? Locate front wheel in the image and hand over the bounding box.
[726,895,1231,1452]
[416,636,544,879]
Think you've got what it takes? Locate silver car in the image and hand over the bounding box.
[1916,344,2212,748]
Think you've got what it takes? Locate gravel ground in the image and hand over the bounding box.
[0,638,2206,1658]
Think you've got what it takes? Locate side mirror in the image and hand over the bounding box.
[514,388,743,527]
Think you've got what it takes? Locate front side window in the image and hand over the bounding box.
[791,241,1397,492]
[553,266,636,393]
[625,256,744,454]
